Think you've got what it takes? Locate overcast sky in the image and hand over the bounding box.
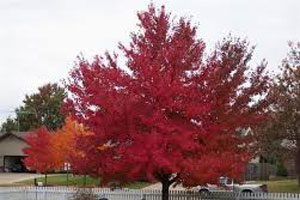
[0,0,299,124]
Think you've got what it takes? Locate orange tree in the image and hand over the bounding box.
[51,117,94,176]
[51,117,81,169]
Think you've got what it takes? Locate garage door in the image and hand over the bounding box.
[3,156,27,172]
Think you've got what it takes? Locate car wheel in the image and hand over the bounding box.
[241,190,253,200]
[241,190,253,194]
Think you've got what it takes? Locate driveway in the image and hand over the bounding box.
[0,173,44,185]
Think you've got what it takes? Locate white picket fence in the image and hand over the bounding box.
[0,187,300,200]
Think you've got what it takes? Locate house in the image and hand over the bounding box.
[0,132,30,172]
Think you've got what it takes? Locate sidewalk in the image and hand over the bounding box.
[0,173,44,185]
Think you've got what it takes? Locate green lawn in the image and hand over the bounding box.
[259,179,300,193]
[17,174,151,189]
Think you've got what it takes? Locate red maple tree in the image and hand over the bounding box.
[66,5,270,199]
[23,126,56,185]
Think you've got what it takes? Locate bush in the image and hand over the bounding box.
[71,189,98,200]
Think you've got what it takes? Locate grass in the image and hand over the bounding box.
[17,174,151,189]
[258,179,300,193]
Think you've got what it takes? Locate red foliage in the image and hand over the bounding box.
[23,126,56,174]
[65,4,270,189]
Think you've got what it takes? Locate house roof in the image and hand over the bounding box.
[0,131,30,142]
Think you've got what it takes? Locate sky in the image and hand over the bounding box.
[0,0,299,124]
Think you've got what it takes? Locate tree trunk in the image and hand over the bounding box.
[162,180,170,200]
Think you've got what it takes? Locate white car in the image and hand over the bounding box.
[197,177,268,194]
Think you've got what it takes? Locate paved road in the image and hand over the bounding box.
[0,173,44,185]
